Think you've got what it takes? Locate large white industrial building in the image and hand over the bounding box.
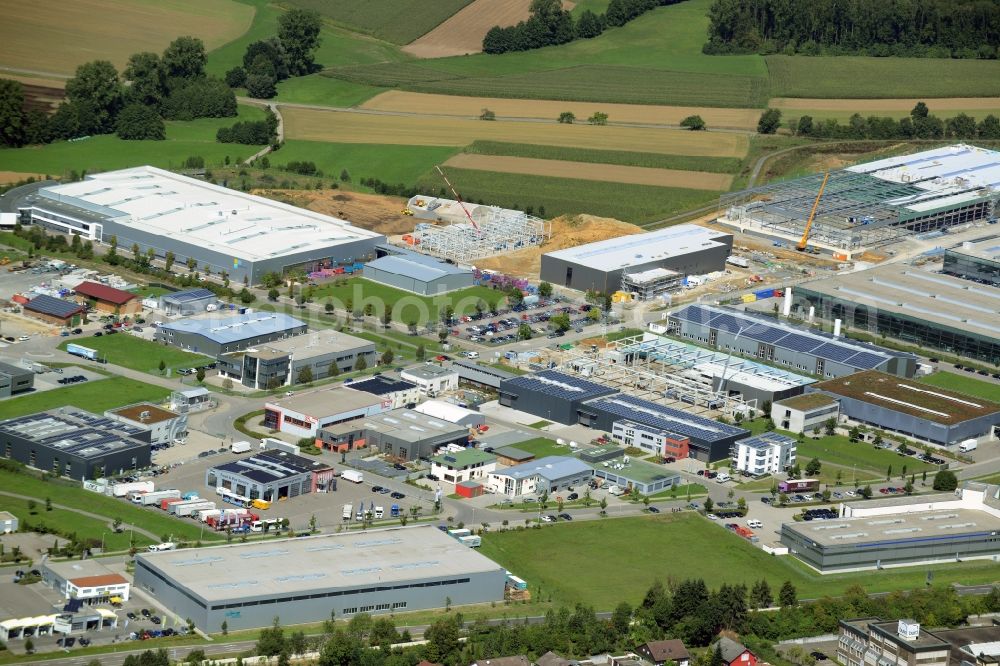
[20,166,384,284]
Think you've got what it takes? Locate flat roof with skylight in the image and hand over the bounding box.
[38,167,382,262]
[784,508,1000,548]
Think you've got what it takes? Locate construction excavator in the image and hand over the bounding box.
[796,171,829,253]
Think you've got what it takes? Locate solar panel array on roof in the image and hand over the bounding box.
[348,376,417,396]
[211,450,332,483]
[502,369,618,400]
[0,409,149,459]
[671,304,912,368]
[588,394,748,443]
[24,294,84,318]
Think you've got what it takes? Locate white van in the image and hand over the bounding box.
[958,439,978,452]
[375,506,384,519]
[715,472,731,483]
[747,519,763,529]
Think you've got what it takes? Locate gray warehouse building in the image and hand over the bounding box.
[319,408,470,461]
[584,393,750,462]
[158,288,217,316]
[453,360,517,389]
[133,525,507,631]
[808,370,1000,448]
[943,237,1000,287]
[20,166,384,284]
[155,312,307,357]
[668,304,917,378]
[0,360,34,398]
[499,370,619,425]
[0,408,151,480]
[540,224,733,293]
[366,247,474,295]
[206,450,336,500]
[793,264,1000,365]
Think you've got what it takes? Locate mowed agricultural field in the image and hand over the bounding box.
[417,168,718,223]
[464,141,743,173]
[285,0,472,44]
[361,91,760,128]
[281,108,749,156]
[478,513,1000,607]
[767,55,1000,99]
[0,0,253,76]
[443,153,733,190]
[274,140,459,186]
[403,0,569,59]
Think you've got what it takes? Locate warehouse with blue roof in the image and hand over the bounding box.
[667,304,917,378]
[498,370,619,425]
[365,247,474,295]
[155,312,307,356]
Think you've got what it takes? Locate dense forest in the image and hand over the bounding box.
[704,0,1000,58]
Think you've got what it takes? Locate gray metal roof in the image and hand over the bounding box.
[160,288,215,304]
[544,224,731,272]
[367,254,470,282]
[492,455,592,481]
[157,312,305,345]
[135,525,503,603]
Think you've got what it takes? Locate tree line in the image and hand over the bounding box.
[787,102,1000,140]
[483,0,687,54]
[704,0,1000,58]
[0,36,236,148]
[223,9,322,99]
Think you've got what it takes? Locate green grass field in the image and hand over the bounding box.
[796,435,935,476]
[463,141,743,173]
[309,277,506,323]
[284,0,472,44]
[3,376,170,418]
[766,55,1000,99]
[275,141,458,186]
[478,513,1000,606]
[323,0,768,108]
[508,437,575,459]
[0,496,155,551]
[275,75,383,107]
[919,372,1000,404]
[0,469,219,543]
[415,168,717,223]
[58,336,212,375]
[0,105,266,176]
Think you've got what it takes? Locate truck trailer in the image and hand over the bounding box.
[137,490,181,506]
[112,481,154,497]
[341,470,363,484]
[171,500,216,517]
[777,479,819,493]
[231,441,252,454]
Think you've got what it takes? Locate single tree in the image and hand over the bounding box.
[354,355,368,371]
[557,111,576,124]
[479,108,496,121]
[163,36,207,80]
[680,114,706,130]
[158,359,166,374]
[933,470,958,491]
[778,580,798,607]
[297,366,313,384]
[588,111,609,125]
[196,367,205,383]
[278,8,323,75]
[757,108,782,134]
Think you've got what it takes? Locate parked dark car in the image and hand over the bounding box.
[647,506,660,513]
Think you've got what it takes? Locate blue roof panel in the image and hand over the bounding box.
[158,312,305,345]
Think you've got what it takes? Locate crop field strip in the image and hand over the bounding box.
[443,154,733,190]
[285,0,473,45]
[360,90,761,128]
[325,64,769,108]
[463,141,743,173]
[280,107,750,157]
[0,0,254,76]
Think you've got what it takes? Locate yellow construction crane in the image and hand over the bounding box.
[796,171,829,252]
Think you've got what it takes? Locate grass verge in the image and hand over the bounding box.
[1,496,154,551]
[2,376,171,418]
[58,336,212,375]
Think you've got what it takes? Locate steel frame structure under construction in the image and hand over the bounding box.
[720,144,1000,251]
[413,209,550,263]
[559,335,768,416]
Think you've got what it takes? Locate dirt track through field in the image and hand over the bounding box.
[281,107,749,157]
[0,0,254,75]
[403,0,573,58]
[443,154,733,189]
[361,91,760,128]
[0,171,47,185]
[772,97,1000,111]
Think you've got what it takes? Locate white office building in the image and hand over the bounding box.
[731,432,796,477]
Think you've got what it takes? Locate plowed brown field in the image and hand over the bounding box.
[361,91,760,128]
[404,0,573,58]
[443,154,733,190]
[281,107,749,157]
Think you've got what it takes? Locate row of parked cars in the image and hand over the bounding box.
[802,508,838,521]
[952,362,1000,379]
